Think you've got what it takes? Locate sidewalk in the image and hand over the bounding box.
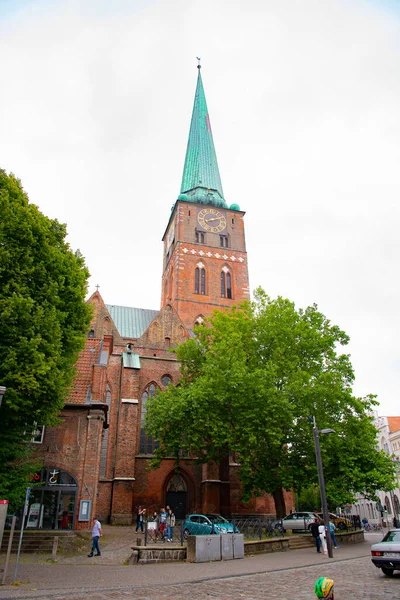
[0,529,377,598]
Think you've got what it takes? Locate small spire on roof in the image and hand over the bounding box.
[196,56,201,69]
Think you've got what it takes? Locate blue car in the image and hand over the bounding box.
[182,513,239,539]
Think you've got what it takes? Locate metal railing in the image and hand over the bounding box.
[140,514,366,546]
[142,517,287,546]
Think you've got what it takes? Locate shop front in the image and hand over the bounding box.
[25,467,78,530]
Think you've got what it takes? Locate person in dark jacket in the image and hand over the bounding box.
[135,506,146,533]
[310,518,321,553]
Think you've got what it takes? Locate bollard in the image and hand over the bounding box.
[136,537,142,546]
[2,516,16,585]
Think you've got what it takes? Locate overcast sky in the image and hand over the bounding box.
[1,0,399,415]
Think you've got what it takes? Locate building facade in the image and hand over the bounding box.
[345,415,400,526]
[30,66,293,530]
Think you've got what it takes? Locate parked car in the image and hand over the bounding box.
[182,514,239,539]
[314,512,352,530]
[273,512,315,532]
[371,528,400,576]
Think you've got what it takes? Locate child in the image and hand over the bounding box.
[314,577,334,599]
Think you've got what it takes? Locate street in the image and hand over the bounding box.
[0,532,399,600]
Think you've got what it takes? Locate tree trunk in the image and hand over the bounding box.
[273,487,287,518]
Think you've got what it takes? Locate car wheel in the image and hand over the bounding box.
[183,528,190,541]
[381,567,394,577]
[337,522,346,530]
[308,524,313,531]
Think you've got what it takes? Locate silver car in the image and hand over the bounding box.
[371,528,400,576]
[277,511,315,532]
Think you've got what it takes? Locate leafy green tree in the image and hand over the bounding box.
[0,170,92,509]
[146,288,396,516]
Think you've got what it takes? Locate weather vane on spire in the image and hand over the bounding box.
[196,56,201,69]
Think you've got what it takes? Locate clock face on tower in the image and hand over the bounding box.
[197,208,227,233]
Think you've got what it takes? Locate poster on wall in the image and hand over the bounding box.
[79,500,91,522]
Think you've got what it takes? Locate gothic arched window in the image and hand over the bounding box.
[139,383,159,454]
[221,268,232,299]
[195,264,206,295]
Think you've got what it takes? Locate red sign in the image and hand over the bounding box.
[0,500,9,505]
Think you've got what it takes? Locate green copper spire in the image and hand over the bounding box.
[178,65,228,208]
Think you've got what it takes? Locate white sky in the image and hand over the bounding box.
[1,0,399,415]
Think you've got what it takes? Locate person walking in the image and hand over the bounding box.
[328,520,339,549]
[88,516,102,557]
[310,518,321,553]
[166,508,176,542]
[318,522,327,555]
[135,506,146,533]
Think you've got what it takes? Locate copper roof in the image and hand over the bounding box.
[106,305,158,339]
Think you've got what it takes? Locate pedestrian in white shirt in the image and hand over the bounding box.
[318,523,327,555]
[88,516,102,557]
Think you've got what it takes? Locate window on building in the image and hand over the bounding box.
[201,268,206,294]
[87,329,95,338]
[394,495,400,516]
[194,315,205,328]
[219,235,228,248]
[220,270,232,299]
[195,231,205,243]
[139,383,160,454]
[385,496,392,514]
[31,424,45,444]
[161,375,172,387]
[195,266,206,295]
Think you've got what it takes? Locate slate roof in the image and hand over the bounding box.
[106,305,158,339]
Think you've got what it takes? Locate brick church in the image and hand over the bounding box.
[31,66,293,531]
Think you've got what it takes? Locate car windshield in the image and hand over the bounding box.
[382,531,400,543]
[206,514,228,523]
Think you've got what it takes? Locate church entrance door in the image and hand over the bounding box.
[166,474,188,519]
[166,491,186,520]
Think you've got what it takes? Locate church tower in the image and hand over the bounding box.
[161,64,250,331]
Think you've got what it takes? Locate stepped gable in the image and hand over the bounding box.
[134,304,189,351]
[87,290,124,344]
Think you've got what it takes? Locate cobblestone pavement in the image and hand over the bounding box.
[1,556,399,600]
[0,532,395,600]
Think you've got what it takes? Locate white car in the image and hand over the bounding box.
[371,529,400,577]
[275,512,315,532]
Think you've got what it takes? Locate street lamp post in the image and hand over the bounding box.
[0,386,6,409]
[310,415,335,559]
